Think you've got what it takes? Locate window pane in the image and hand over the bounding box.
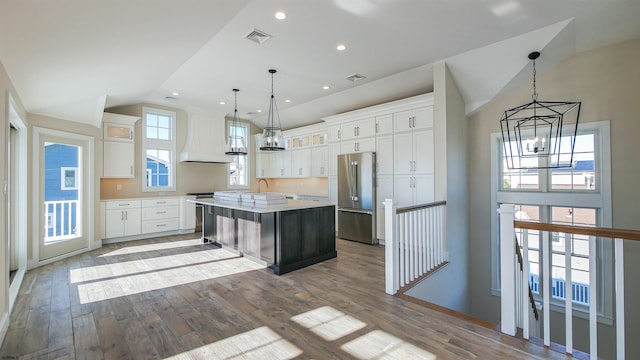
[551,134,596,191]
[147,127,158,139]
[158,128,170,140]
[158,115,170,129]
[147,114,158,127]
[502,141,540,190]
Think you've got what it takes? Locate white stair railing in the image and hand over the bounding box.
[498,203,634,359]
[384,199,447,295]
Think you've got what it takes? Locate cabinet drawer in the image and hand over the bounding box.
[105,200,141,210]
[141,198,179,207]
[142,205,179,221]
[142,219,180,234]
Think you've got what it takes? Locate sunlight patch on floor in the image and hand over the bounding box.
[165,326,302,359]
[291,306,366,341]
[76,249,263,304]
[70,246,237,283]
[341,330,437,359]
[98,238,204,257]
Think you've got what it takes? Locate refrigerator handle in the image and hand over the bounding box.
[351,160,359,202]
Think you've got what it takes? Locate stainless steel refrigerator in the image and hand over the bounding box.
[337,152,377,245]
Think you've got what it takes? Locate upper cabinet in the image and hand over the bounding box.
[340,118,375,141]
[102,112,140,178]
[375,114,393,136]
[393,106,434,133]
[328,125,341,143]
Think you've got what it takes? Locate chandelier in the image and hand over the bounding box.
[225,88,247,155]
[259,69,285,151]
[500,51,581,169]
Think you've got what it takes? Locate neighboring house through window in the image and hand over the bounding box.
[490,121,613,322]
[142,107,176,192]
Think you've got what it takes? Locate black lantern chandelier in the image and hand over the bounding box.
[225,88,248,155]
[259,69,285,151]
[500,51,581,170]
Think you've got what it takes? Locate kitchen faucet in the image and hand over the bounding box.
[257,178,269,193]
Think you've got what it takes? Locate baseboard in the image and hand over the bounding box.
[0,311,9,349]
[102,228,196,244]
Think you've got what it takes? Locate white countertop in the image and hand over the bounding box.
[188,198,335,213]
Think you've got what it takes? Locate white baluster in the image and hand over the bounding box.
[384,199,398,295]
[498,204,517,336]
[522,230,529,340]
[543,230,551,346]
[615,238,625,360]
[565,232,573,354]
[589,236,598,359]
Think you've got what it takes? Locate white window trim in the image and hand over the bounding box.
[490,120,613,323]
[60,167,78,190]
[142,107,176,192]
[227,121,250,189]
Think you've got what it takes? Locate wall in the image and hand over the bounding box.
[468,38,640,358]
[100,103,251,199]
[0,60,28,346]
[405,62,470,313]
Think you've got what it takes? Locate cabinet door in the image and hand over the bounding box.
[393,132,413,174]
[340,139,357,154]
[375,114,393,135]
[103,141,134,178]
[340,121,358,141]
[328,143,341,176]
[105,210,125,238]
[312,132,327,146]
[311,146,328,177]
[272,151,292,177]
[413,129,434,174]
[104,123,133,142]
[414,175,435,205]
[328,176,338,204]
[123,208,141,236]
[412,106,434,130]
[291,149,311,177]
[358,137,376,153]
[256,152,272,178]
[328,125,341,142]
[393,110,413,133]
[393,175,414,208]
[357,119,376,138]
[375,135,393,175]
[376,175,394,210]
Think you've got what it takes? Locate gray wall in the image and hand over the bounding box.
[405,62,470,313]
[468,38,640,359]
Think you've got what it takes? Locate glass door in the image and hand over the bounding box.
[35,129,92,261]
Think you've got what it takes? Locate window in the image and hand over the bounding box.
[142,107,176,192]
[60,167,78,190]
[491,121,612,319]
[227,122,249,188]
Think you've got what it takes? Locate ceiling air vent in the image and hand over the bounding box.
[345,73,367,82]
[244,28,272,44]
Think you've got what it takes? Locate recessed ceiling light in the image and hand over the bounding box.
[171,92,180,96]
[219,101,226,105]
[275,11,287,20]
[336,44,346,51]
[285,99,291,103]
[323,86,330,90]
[257,109,263,113]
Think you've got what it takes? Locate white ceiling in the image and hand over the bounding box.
[1,0,639,129]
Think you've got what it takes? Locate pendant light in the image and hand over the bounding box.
[500,51,581,170]
[225,88,247,155]
[259,69,285,151]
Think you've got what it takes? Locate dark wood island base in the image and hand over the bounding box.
[198,200,336,275]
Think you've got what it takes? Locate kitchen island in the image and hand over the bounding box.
[190,197,336,275]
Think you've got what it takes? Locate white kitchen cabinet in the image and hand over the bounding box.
[272,151,292,178]
[311,146,328,177]
[375,114,393,135]
[105,200,141,238]
[103,141,134,178]
[141,198,180,234]
[375,135,393,175]
[290,148,311,177]
[328,142,341,176]
[328,125,341,143]
[290,135,310,149]
[341,137,375,154]
[180,196,196,230]
[312,131,327,146]
[102,112,139,178]
[393,106,433,133]
[376,174,394,240]
[340,119,375,141]
[393,129,434,175]
[328,175,338,231]
[394,174,434,208]
[256,151,272,178]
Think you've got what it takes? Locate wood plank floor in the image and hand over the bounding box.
[0,234,576,359]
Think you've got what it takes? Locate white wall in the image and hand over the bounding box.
[468,38,640,359]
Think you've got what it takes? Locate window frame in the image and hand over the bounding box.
[490,120,613,323]
[226,121,250,189]
[60,167,78,190]
[141,107,177,192]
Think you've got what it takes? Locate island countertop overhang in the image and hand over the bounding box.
[188,198,335,213]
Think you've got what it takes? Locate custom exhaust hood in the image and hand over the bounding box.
[179,109,234,163]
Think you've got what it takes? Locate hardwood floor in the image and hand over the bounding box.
[1,234,575,359]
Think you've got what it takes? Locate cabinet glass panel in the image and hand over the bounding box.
[105,125,132,140]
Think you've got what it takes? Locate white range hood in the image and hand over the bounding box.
[179,109,234,163]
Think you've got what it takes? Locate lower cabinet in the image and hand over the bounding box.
[141,198,180,233]
[105,200,141,238]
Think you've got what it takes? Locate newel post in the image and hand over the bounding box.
[498,203,517,336]
[384,198,398,295]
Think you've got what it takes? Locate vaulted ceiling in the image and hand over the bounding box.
[1,0,639,129]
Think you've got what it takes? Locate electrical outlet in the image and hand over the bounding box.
[116,184,122,191]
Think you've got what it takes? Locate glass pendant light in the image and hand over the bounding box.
[225,88,248,155]
[260,69,285,151]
